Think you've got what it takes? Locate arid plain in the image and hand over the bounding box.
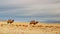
[0,21,60,34]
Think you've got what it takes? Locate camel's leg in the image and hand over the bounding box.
[10,22,12,24]
[33,23,36,25]
[7,22,9,24]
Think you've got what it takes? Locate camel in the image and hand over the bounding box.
[7,19,14,24]
[30,20,38,25]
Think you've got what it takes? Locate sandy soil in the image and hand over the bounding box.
[0,21,60,34]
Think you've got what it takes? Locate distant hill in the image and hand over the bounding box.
[44,20,60,23]
[0,19,6,22]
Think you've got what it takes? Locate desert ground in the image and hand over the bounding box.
[0,21,60,34]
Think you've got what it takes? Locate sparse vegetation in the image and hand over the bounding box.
[0,21,59,34]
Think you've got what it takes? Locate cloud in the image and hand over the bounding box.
[0,0,60,17]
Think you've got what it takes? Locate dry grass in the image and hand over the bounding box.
[0,21,60,34]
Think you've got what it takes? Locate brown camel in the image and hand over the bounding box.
[7,19,14,24]
[30,20,38,25]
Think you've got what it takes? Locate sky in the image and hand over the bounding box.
[0,0,60,22]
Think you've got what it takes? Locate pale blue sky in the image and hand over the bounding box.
[0,0,60,22]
